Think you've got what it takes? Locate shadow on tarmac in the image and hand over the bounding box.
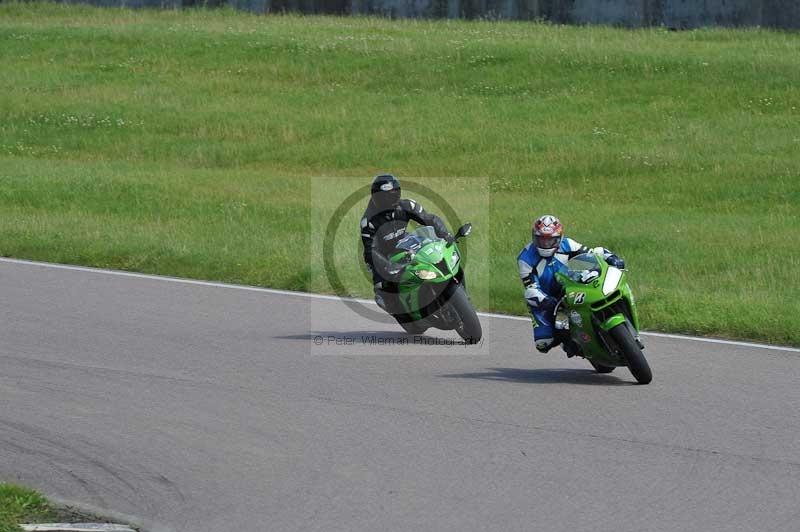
[275,330,472,345]
[439,367,631,386]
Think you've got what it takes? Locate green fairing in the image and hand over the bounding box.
[601,315,627,331]
[555,251,643,368]
[390,229,462,321]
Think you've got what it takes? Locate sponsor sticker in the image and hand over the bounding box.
[383,228,406,240]
[570,311,583,327]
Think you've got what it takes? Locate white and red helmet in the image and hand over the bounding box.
[532,215,563,257]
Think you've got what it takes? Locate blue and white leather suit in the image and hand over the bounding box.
[518,238,620,352]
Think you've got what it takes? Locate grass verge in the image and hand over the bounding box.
[0,483,57,532]
[0,3,798,345]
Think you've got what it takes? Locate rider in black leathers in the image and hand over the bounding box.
[360,175,452,312]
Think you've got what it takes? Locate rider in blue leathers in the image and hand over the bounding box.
[518,215,625,354]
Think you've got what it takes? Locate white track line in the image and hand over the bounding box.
[633,331,800,353]
[20,525,135,532]
[2,257,798,354]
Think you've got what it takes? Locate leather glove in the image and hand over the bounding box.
[444,233,456,245]
[606,255,625,270]
[385,263,405,279]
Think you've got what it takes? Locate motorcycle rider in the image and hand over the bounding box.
[518,215,626,354]
[361,175,453,313]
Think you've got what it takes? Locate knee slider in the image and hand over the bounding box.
[535,338,554,353]
[374,290,388,310]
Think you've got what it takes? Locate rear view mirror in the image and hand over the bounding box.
[455,223,473,239]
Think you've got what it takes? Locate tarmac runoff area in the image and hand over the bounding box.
[1,258,799,532]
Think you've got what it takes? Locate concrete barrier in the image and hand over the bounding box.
[572,1,648,27]
[55,0,800,28]
[664,0,758,29]
[61,0,181,7]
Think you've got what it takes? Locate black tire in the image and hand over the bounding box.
[399,319,427,335]
[589,361,615,374]
[449,285,482,344]
[609,324,652,384]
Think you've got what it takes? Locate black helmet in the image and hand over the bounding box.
[370,174,401,211]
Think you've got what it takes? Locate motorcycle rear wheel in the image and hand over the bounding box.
[610,323,652,384]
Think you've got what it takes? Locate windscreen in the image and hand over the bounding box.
[396,226,438,252]
[565,253,602,283]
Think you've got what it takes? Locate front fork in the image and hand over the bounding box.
[595,314,645,353]
[399,277,461,324]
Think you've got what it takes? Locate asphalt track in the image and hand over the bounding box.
[2,259,799,532]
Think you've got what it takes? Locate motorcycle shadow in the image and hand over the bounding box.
[440,367,630,386]
[276,330,467,345]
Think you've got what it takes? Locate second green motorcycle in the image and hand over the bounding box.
[387,224,482,344]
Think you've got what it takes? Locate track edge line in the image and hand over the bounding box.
[2,256,797,353]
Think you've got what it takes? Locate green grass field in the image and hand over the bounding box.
[1,3,799,345]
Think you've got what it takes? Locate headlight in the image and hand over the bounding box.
[603,267,622,295]
[415,270,438,280]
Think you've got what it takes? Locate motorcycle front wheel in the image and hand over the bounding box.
[448,284,482,345]
[610,323,652,384]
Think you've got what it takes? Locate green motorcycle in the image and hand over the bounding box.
[554,250,652,384]
[386,224,482,344]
